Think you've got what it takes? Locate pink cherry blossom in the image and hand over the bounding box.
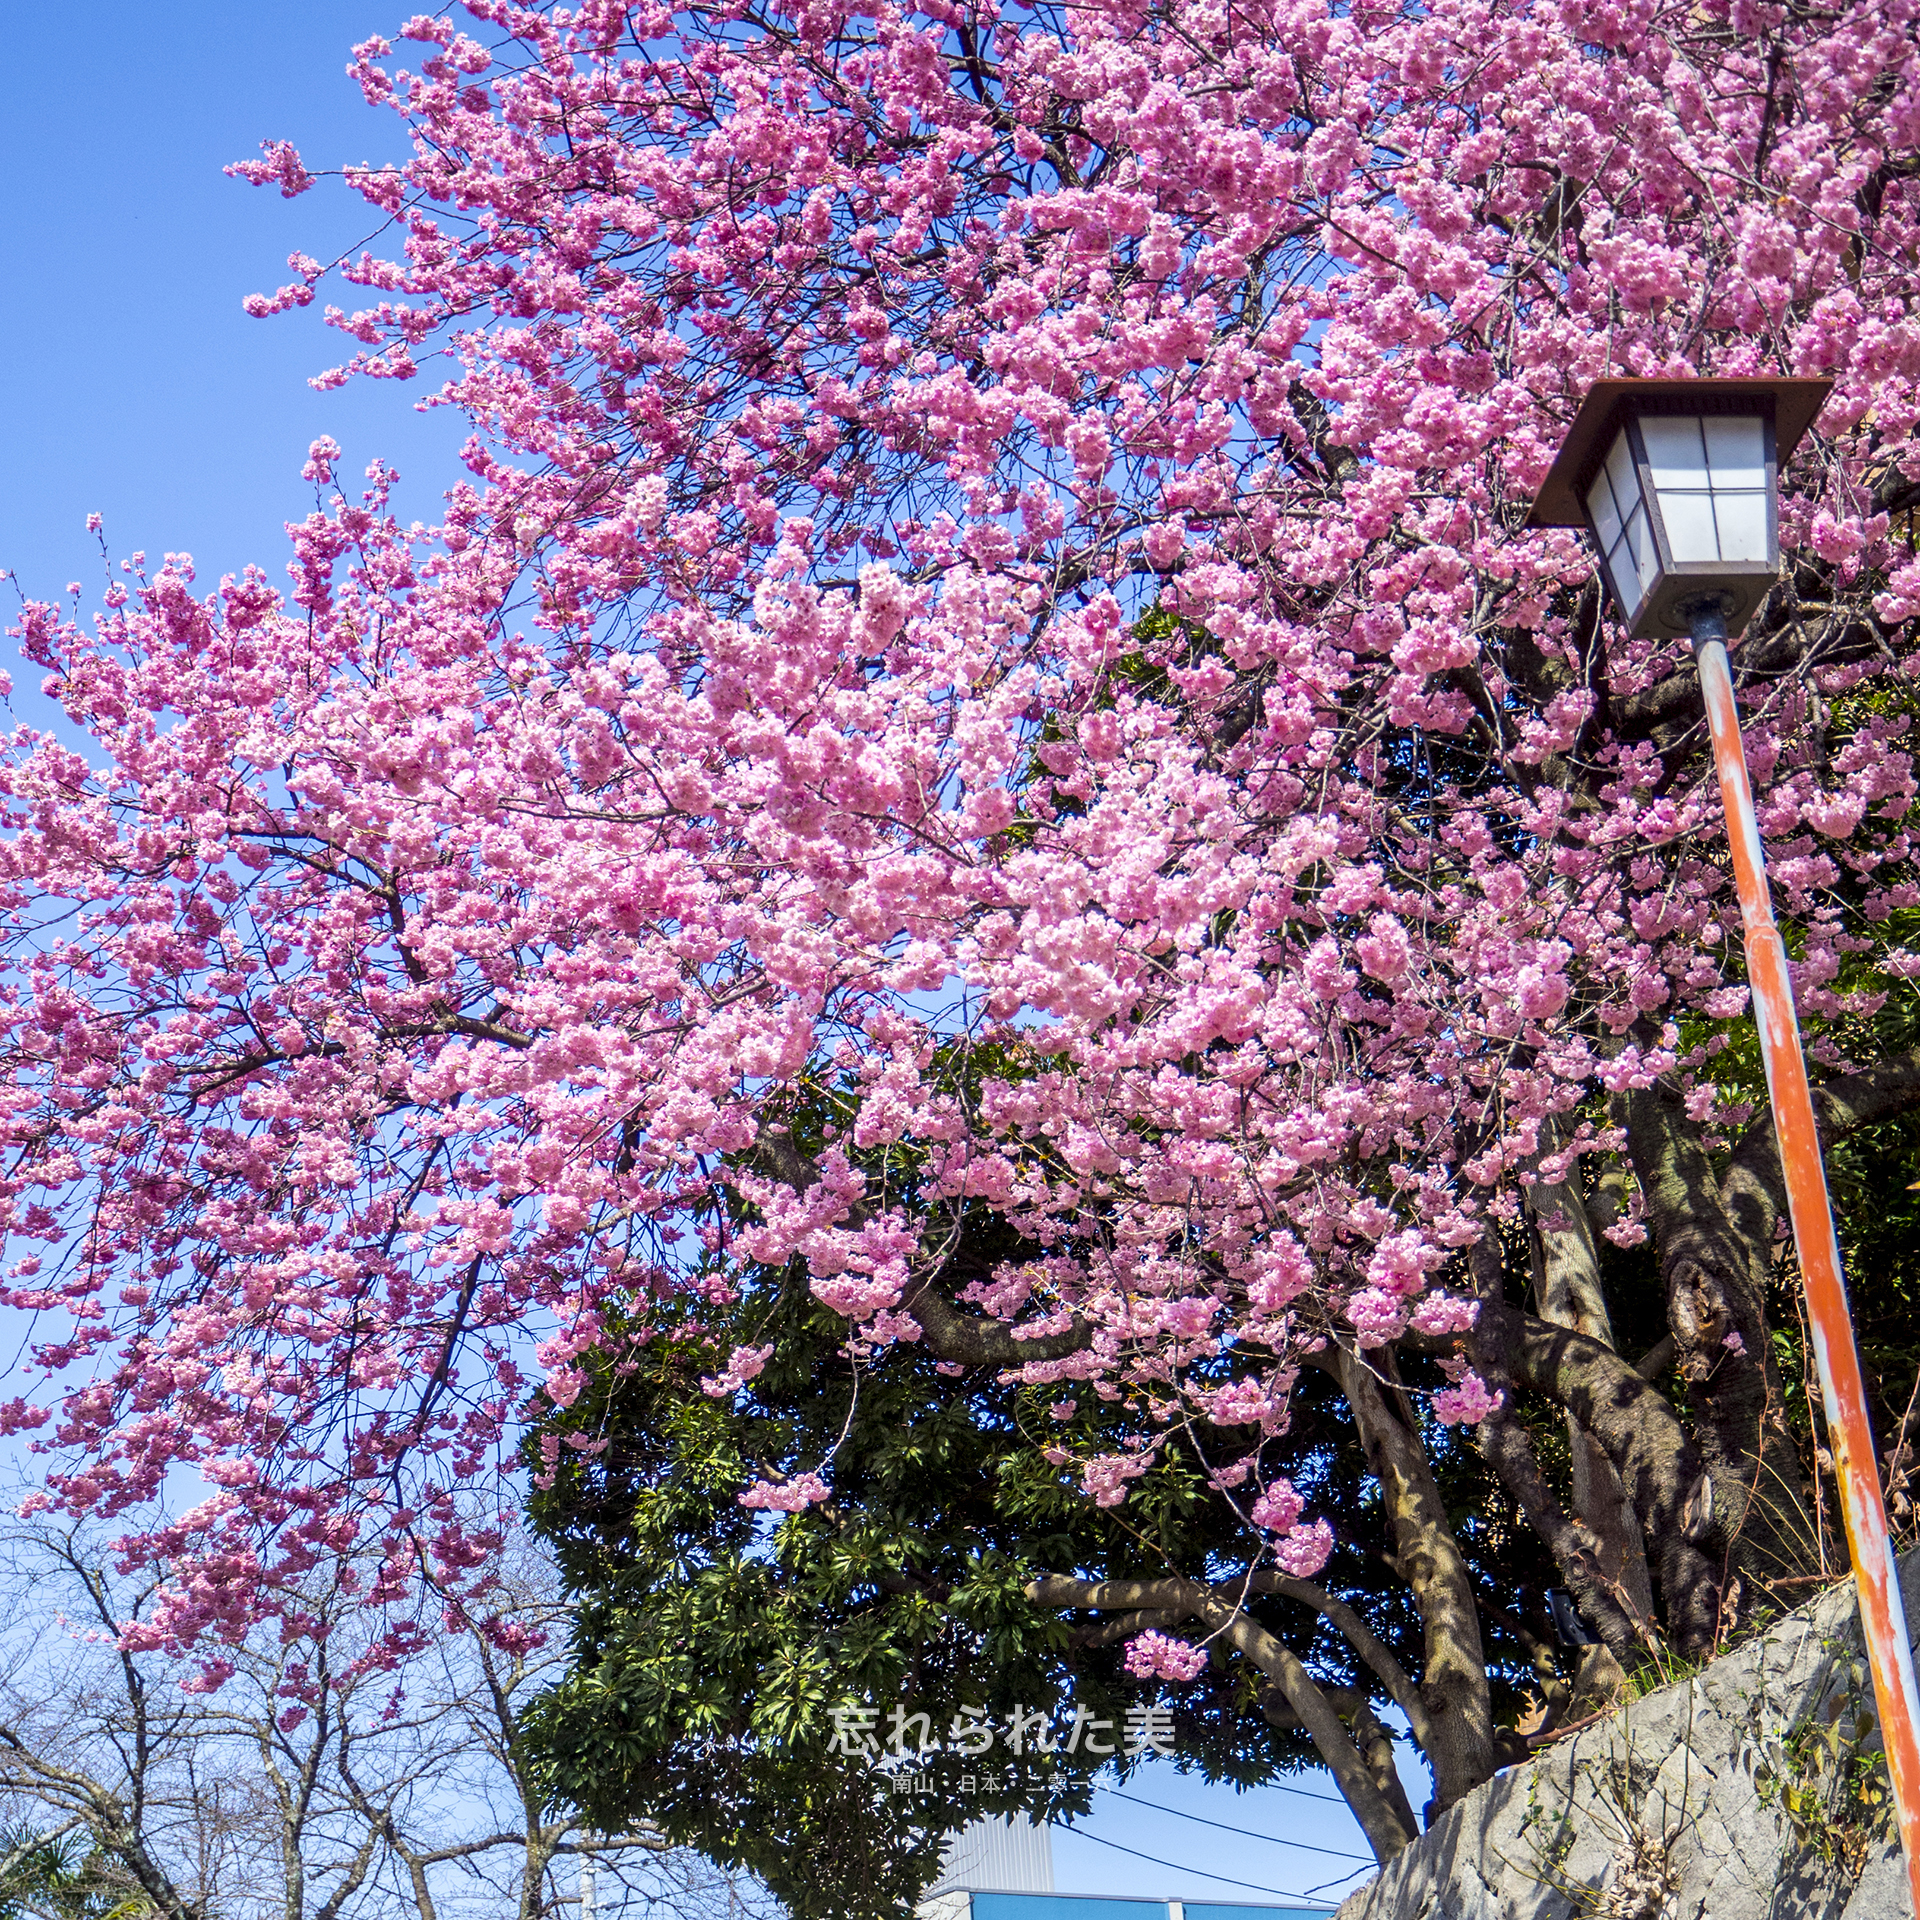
[1273,1520,1336,1579]
[1409,1293,1481,1337]
[1124,1632,1210,1683]
[1250,1481,1304,1534]
[738,1474,832,1513]
[1344,1287,1411,1349]
[0,0,1907,1664]
[1432,1376,1503,1428]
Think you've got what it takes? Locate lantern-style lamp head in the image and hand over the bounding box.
[1528,378,1830,639]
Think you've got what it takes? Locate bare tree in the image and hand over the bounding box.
[0,1524,776,1920]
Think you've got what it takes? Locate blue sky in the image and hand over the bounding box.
[0,3,1412,1904]
[0,2,468,605]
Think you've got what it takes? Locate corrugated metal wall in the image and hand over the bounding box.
[959,1898,1337,1920]
[925,1815,1056,1895]
[915,1819,1337,1919]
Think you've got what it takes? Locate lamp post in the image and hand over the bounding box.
[1533,378,1920,1912]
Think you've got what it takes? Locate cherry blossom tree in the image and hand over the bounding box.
[4,0,1920,1875]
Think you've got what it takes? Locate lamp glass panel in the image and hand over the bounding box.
[1639,414,1717,562]
[1600,547,1634,613]
[1603,507,1651,613]
[1589,426,1650,615]
[1604,430,1641,521]
[1658,489,1720,563]
[1641,415,1709,490]
[1704,414,1770,563]
[1636,410,1773,567]
[1586,469,1623,550]
[1703,415,1766,488]
[1624,499,1658,598]
[1713,490,1771,562]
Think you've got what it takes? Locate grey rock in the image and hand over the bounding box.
[1335,1554,1920,1920]
[1839,1837,1908,1920]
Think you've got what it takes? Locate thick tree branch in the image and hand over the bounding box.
[1468,1238,1649,1658]
[1478,1405,1648,1657]
[1622,1074,1818,1586]
[1066,1608,1185,1649]
[1314,1346,1494,1810]
[1487,1299,1724,1651]
[1520,1152,1656,1623]
[1345,1697,1421,1842]
[1722,1042,1920,1249]
[1024,1573,1415,1861]
[1239,1572,1435,1753]
[1611,616,1827,745]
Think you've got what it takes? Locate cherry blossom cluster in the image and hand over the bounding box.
[0,0,1915,1650]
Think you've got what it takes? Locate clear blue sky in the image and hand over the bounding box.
[0,2,468,604]
[0,4,1406,1902]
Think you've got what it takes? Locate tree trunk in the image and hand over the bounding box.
[1491,1301,1724,1652]
[1622,1077,1819,1590]
[1470,1233,1650,1657]
[1524,1151,1657,1625]
[1345,1700,1420,1846]
[1321,1347,1495,1812]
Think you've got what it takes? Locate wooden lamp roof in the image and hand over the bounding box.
[1525,376,1833,529]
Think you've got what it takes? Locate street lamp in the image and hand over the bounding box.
[1534,375,1920,1918]
[1526,376,1830,638]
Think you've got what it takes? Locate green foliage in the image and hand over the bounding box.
[1819,1106,1920,1461]
[1675,947,1920,1519]
[1749,1653,1894,1881]
[517,1183,1566,1916]
[1620,1646,1707,1705]
[0,1828,145,1920]
[519,1245,1308,1919]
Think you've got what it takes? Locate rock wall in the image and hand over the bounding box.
[1335,1554,1920,1920]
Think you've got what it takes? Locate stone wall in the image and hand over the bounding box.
[1335,1554,1920,1920]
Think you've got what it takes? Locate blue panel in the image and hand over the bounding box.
[972,1899,1166,1920]
[968,1898,1337,1920]
[1183,1907,1338,1919]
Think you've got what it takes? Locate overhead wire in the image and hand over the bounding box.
[1116,1774,1349,1807]
[1057,1826,1369,1902]
[1093,1784,1369,1857]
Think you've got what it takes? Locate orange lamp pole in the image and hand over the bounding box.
[1692,602,1920,1911]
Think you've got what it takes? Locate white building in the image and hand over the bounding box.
[915,1819,1338,1920]
[918,1816,1054,1919]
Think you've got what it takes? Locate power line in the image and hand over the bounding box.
[1094,1784,1369,1857]
[1056,1825,1369,1903]
[1116,1774,1350,1808]
[1252,1780,1348,1807]
[1305,1866,1375,1900]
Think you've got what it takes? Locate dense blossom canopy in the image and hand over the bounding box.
[3,0,1919,1715]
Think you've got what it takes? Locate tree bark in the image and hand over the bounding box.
[1722,1042,1920,1248]
[1524,1149,1657,1625]
[1316,1347,1495,1812]
[1025,1574,1417,1862]
[1470,1233,1649,1658]
[1345,1699,1420,1844]
[1622,1075,1818,1589]
[1490,1300,1724,1652]
[1240,1571,1435,1756]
